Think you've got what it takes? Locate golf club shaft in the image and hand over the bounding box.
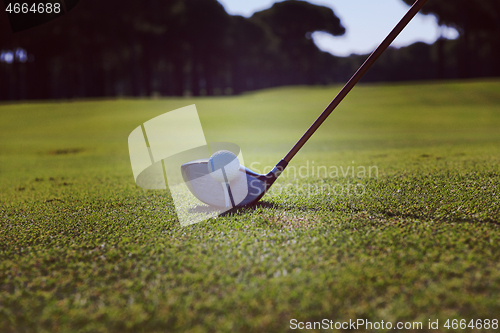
[282,0,428,164]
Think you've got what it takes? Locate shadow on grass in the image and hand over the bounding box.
[219,201,288,217]
[187,205,222,214]
[187,201,285,216]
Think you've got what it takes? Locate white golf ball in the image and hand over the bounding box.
[208,150,240,183]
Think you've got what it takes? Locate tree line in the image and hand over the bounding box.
[0,0,498,101]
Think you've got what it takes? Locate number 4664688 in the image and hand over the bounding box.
[6,2,61,14]
[444,319,498,330]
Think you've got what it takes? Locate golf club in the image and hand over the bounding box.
[182,0,429,208]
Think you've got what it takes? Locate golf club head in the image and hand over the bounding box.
[181,159,287,208]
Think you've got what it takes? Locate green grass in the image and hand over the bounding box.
[1,80,500,332]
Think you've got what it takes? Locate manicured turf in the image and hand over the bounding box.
[1,80,500,332]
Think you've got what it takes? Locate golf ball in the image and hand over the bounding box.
[208,150,240,183]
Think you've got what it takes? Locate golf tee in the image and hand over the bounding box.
[222,182,231,207]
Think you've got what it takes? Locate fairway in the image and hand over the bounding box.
[1,80,500,332]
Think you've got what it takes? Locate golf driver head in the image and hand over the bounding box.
[181,159,287,208]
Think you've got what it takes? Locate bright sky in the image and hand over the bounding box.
[217,0,458,57]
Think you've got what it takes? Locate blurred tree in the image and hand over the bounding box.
[0,0,349,99]
[225,15,277,94]
[401,0,500,77]
[10,0,498,100]
[250,0,345,86]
